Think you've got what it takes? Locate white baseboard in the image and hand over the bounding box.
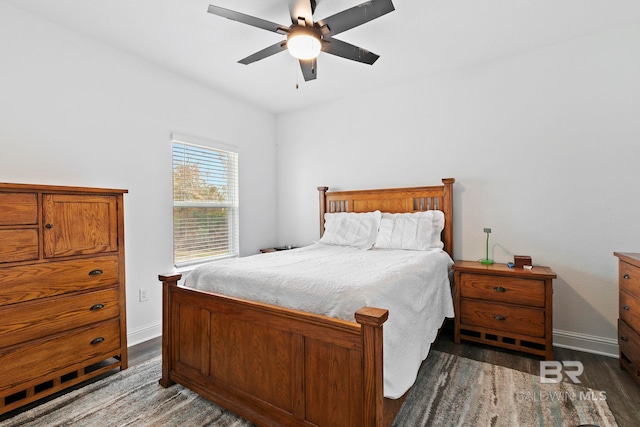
[127,322,162,347]
[553,329,618,358]
[125,325,620,358]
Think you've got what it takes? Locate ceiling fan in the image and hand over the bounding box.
[207,0,395,81]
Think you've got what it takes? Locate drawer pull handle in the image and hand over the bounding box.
[90,303,105,311]
[620,335,628,342]
[45,223,53,229]
[90,337,105,345]
[623,305,630,311]
[623,274,630,280]
[88,269,103,276]
[493,286,506,293]
[493,315,506,321]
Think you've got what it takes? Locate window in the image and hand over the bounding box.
[172,136,239,267]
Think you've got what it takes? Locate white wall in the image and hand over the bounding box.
[3,1,638,357]
[276,24,640,356]
[0,3,278,345]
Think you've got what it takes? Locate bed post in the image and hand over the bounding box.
[355,307,389,427]
[318,186,329,238]
[442,178,455,259]
[158,273,182,388]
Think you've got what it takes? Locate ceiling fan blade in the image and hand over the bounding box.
[299,58,318,81]
[288,0,315,25]
[322,38,379,64]
[207,5,288,34]
[238,42,287,65]
[316,0,395,37]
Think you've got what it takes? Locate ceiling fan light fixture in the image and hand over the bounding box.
[287,28,321,60]
[207,0,396,81]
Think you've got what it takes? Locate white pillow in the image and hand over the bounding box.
[319,211,382,250]
[375,211,445,250]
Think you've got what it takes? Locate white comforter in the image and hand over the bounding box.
[184,243,455,398]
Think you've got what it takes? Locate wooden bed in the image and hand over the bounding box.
[158,178,455,427]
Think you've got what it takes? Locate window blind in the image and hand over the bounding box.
[172,140,239,267]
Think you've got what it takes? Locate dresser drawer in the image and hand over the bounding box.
[0,229,38,263]
[620,289,640,331]
[0,192,37,225]
[0,255,120,306]
[0,319,121,392]
[459,272,545,307]
[619,319,640,370]
[620,261,640,300]
[0,288,120,348]
[460,299,545,337]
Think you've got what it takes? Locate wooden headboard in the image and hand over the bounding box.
[318,178,455,258]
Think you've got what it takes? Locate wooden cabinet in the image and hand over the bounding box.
[43,194,119,257]
[0,183,127,415]
[453,260,556,360]
[615,252,640,386]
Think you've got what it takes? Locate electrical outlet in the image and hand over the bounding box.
[139,288,149,302]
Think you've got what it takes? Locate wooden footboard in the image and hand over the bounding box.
[158,274,401,427]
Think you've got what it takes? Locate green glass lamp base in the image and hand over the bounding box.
[480,258,494,265]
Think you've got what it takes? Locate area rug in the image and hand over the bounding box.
[1,351,617,427]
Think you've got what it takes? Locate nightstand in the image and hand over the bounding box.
[259,245,299,254]
[452,260,556,360]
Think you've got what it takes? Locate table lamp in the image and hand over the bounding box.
[480,228,494,265]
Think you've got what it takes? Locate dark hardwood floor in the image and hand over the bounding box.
[434,322,640,427]
[2,329,639,426]
[0,340,163,423]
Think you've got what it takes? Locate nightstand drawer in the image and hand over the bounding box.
[460,299,545,337]
[619,319,640,370]
[621,290,640,331]
[459,273,545,307]
[620,261,640,300]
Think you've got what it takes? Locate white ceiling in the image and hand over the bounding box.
[4,0,640,114]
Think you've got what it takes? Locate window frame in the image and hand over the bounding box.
[171,134,239,268]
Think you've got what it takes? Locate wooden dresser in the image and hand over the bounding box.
[0,183,128,415]
[453,260,556,360]
[615,252,640,386]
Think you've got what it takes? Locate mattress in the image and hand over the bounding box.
[184,243,455,398]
